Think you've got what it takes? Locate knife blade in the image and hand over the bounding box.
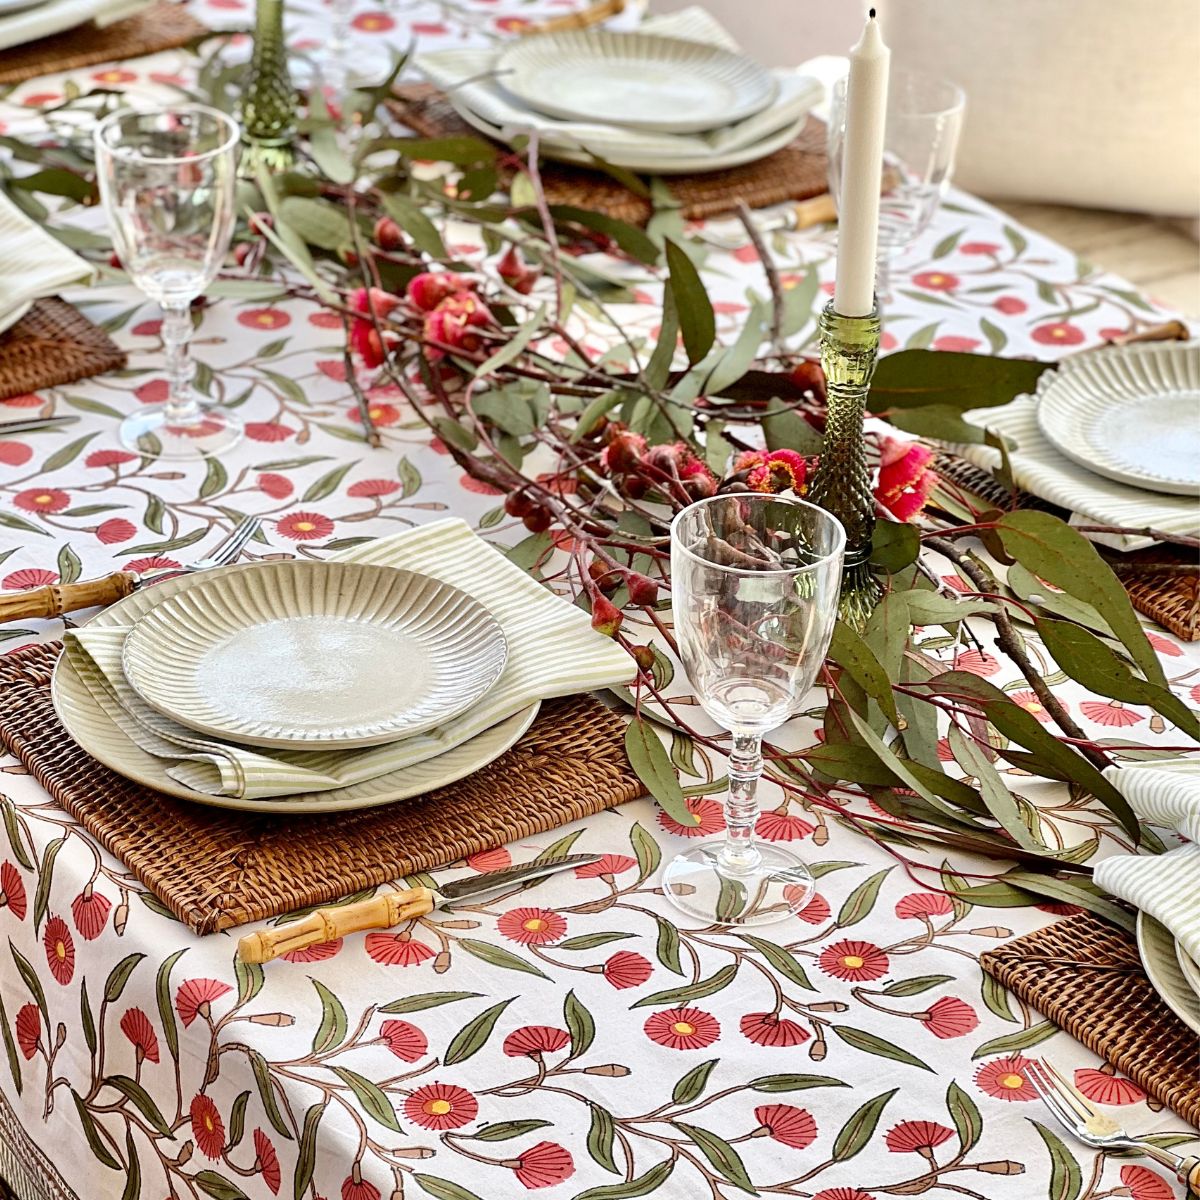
[237,853,601,963]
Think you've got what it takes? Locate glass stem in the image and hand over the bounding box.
[161,304,199,425]
[719,732,763,873]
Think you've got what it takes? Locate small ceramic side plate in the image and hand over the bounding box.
[121,561,507,749]
[1036,341,1200,496]
[497,30,777,134]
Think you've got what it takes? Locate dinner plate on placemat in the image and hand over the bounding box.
[1035,341,1200,497]
[1176,940,1200,1005]
[497,30,777,134]
[121,560,507,749]
[1137,912,1200,1036]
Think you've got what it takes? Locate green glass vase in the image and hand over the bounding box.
[807,299,884,629]
[240,0,296,175]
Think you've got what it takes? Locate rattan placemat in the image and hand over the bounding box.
[0,1,206,86]
[934,452,1198,642]
[387,83,829,225]
[981,914,1200,1127]
[0,298,126,400]
[0,642,643,934]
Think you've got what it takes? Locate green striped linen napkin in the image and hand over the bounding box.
[1094,760,1200,962]
[64,518,633,800]
[0,192,94,332]
[956,396,1200,552]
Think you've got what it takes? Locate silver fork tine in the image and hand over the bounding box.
[1039,1060,1099,1125]
[210,516,260,566]
[1026,1064,1083,1134]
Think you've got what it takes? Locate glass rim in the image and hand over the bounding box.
[93,104,241,165]
[833,66,966,118]
[669,494,847,577]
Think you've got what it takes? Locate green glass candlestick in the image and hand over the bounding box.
[807,299,883,629]
[240,0,296,176]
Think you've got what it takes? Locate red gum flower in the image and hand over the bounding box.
[15,1003,39,1059]
[71,888,111,940]
[244,421,295,443]
[512,1141,575,1189]
[237,307,290,330]
[911,271,958,291]
[423,293,492,360]
[1031,321,1085,346]
[1080,700,1144,727]
[280,939,342,963]
[404,1082,477,1130]
[190,1093,225,1158]
[920,996,980,1039]
[364,934,434,967]
[894,892,953,919]
[120,1008,160,1063]
[254,1128,281,1194]
[885,1120,955,1153]
[657,798,725,838]
[874,437,937,522]
[954,649,1001,676]
[814,1191,876,1200]
[753,1104,817,1149]
[1009,689,1053,722]
[644,1006,720,1050]
[175,978,232,1027]
[497,907,567,946]
[85,449,138,469]
[818,939,889,982]
[756,810,814,842]
[1145,632,1183,657]
[95,519,137,544]
[124,556,180,574]
[257,472,294,499]
[1074,1068,1144,1105]
[407,272,472,312]
[342,1179,381,1200]
[974,1055,1037,1101]
[467,847,511,872]
[1,862,27,920]
[0,442,34,466]
[3,568,57,590]
[740,1011,810,1047]
[13,488,69,513]
[574,854,637,879]
[347,478,401,498]
[503,1026,570,1057]
[733,448,808,494]
[792,890,831,924]
[1119,1165,1177,1200]
[276,511,334,541]
[43,915,74,984]
[602,951,653,990]
[366,1020,422,1064]
[348,287,403,369]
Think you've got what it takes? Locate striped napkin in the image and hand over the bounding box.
[0,191,94,333]
[0,0,148,52]
[1094,761,1200,963]
[64,519,633,800]
[956,395,1200,552]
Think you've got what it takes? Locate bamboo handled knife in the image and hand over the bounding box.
[238,853,601,964]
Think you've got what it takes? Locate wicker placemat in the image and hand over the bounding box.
[933,451,1198,642]
[0,298,126,400]
[980,914,1200,1127]
[0,642,643,934]
[387,83,829,225]
[0,1,206,86]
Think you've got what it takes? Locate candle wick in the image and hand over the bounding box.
[868,6,876,16]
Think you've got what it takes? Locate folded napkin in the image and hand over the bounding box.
[0,0,148,52]
[416,7,821,161]
[0,191,94,332]
[956,395,1200,551]
[1094,761,1200,963]
[64,519,633,800]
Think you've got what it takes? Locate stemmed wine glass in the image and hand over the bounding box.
[667,495,845,927]
[94,105,242,460]
[828,68,965,302]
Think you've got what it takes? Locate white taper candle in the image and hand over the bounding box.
[833,9,891,317]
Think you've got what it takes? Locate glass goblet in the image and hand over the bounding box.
[828,68,965,302]
[666,495,845,927]
[94,105,243,460]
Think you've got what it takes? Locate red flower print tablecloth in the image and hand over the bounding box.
[0,4,1197,1199]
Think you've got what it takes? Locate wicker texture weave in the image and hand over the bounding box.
[0,298,126,400]
[933,451,1198,641]
[387,83,829,225]
[980,914,1200,1127]
[0,1,205,85]
[0,642,643,934]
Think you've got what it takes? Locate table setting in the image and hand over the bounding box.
[0,2,1198,1199]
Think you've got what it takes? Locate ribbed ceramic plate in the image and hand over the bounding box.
[497,30,777,134]
[122,561,507,749]
[1137,913,1200,1036]
[1176,940,1200,1006]
[452,96,805,174]
[1036,341,1200,496]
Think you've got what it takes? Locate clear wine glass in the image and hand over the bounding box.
[667,495,845,927]
[94,105,242,460]
[828,68,965,302]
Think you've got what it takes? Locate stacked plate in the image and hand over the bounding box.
[52,557,535,815]
[417,13,822,175]
[1138,913,1200,1036]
